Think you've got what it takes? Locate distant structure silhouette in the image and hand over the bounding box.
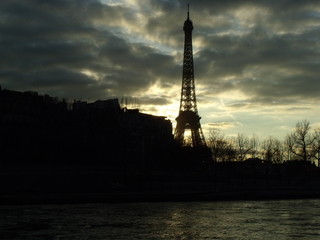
[174,5,207,148]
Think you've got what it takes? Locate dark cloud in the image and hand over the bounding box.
[0,0,180,100]
[195,15,319,105]
[0,0,319,112]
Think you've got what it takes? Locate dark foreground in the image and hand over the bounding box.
[1,162,320,205]
[1,187,320,205]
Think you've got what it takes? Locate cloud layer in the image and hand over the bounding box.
[1,0,319,138]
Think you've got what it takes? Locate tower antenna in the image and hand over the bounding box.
[187,4,189,19]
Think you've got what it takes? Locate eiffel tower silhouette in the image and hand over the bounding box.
[174,5,207,148]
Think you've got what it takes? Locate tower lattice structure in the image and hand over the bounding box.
[174,6,206,148]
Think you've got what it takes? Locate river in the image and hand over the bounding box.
[1,199,320,239]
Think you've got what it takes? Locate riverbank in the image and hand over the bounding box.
[1,184,320,205]
[1,163,320,205]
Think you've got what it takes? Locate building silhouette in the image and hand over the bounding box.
[174,5,206,148]
[0,87,173,171]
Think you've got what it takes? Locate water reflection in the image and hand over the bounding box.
[0,200,320,240]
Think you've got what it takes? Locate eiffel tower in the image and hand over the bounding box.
[174,5,207,148]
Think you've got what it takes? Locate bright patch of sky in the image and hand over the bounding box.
[100,0,126,6]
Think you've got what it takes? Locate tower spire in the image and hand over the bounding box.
[174,6,207,148]
[187,4,190,19]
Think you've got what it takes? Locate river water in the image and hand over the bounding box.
[1,199,320,240]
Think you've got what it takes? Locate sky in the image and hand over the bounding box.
[1,0,320,140]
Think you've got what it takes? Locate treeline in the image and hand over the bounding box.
[208,120,320,165]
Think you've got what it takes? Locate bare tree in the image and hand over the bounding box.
[284,134,294,161]
[208,129,224,162]
[262,137,274,162]
[288,120,314,161]
[272,138,284,163]
[262,137,284,163]
[311,127,320,166]
[208,129,236,162]
[234,133,251,162]
[249,134,259,159]
[224,141,237,162]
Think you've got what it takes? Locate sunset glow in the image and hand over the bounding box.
[1,0,319,140]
